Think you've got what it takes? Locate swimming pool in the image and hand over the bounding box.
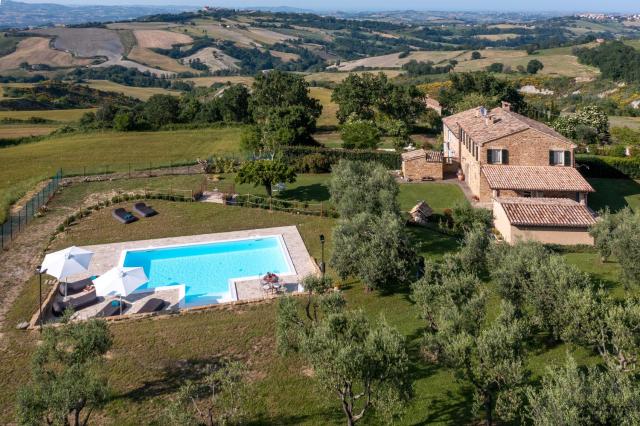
[121,236,294,307]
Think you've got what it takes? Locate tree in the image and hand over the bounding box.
[164,361,249,426]
[439,72,525,115]
[329,160,400,218]
[331,72,387,124]
[471,51,482,60]
[113,110,135,131]
[450,203,493,235]
[16,318,112,426]
[553,105,609,144]
[340,119,381,149]
[331,212,414,292]
[486,62,504,73]
[442,302,529,426]
[250,70,321,122]
[303,310,412,425]
[590,208,619,261]
[609,209,640,288]
[261,105,317,147]
[377,83,426,124]
[526,59,544,74]
[527,356,640,425]
[217,84,250,123]
[144,94,180,129]
[235,159,296,197]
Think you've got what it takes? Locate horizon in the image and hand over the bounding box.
[11,0,640,14]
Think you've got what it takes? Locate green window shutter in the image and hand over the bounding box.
[502,149,509,164]
[549,150,554,165]
[564,150,571,166]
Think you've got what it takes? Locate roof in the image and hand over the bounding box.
[496,197,596,228]
[401,149,443,163]
[442,106,574,146]
[410,201,433,217]
[483,165,595,192]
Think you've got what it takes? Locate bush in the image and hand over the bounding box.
[576,155,640,179]
[281,146,401,170]
[295,153,332,173]
[340,119,381,150]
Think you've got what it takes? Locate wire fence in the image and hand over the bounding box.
[1,169,62,250]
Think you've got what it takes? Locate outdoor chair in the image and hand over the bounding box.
[112,208,138,224]
[133,202,158,218]
[51,290,98,317]
[58,277,93,297]
[136,298,166,314]
[96,299,129,317]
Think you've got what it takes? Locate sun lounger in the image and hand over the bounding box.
[133,202,158,218]
[136,298,166,314]
[112,208,138,224]
[52,290,98,317]
[96,300,129,317]
[58,278,93,297]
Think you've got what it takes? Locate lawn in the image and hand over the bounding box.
[587,177,640,213]
[221,173,467,213]
[0,126,243,223]
[0,175,627,424]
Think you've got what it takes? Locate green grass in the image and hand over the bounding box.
[610,116,640,130]
[588,177,640,213]
[0,176,628,424]
[0,126,243,223]
[309,86,338,128]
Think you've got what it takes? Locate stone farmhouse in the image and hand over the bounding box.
[401,102,597,245]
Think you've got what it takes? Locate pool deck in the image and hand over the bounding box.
[60,226,317,317]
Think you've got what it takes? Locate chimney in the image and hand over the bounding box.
[501,101,511,111]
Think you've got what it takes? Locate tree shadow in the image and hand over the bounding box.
[278,183,330,203]
[588,178,640,213]
[415,387,475,425]
[116,356,222,403]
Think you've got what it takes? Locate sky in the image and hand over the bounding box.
[17,0,640,13]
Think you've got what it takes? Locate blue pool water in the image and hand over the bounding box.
[122,237,292,306]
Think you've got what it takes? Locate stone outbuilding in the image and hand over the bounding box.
[493,197,596,245]
[401,149,444,181]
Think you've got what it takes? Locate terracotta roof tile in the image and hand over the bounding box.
[442,106,573,146]
[496,197,596,227]
[483,165,594,192]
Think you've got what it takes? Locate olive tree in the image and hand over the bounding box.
[235,159,296,197]
[303,310,412,425]
[16,318,112,426]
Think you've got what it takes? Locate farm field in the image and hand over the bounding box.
[610,115,640,130]
[0,37,92,71]
[0,126,243,223]
[0,108,96,122]
[309,87,338,128]
[185,76,255,87]
[334,50,463,71]
[127,46,191,73]
[181,47,240,72]
[0,124,57,139]
[133,29,192,49]
[304,70,403,83]
[31,28,124,61]
[84,80,181,100]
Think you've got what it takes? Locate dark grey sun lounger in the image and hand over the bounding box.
[133,202,158,218]
[52,290,98,317]
[58,278,93,297]
[113,208,138,224]
[96,300,129,317]
[137,298,166,314]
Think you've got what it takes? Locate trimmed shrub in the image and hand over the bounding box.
[576,155,640,179]
[282,146,401,170]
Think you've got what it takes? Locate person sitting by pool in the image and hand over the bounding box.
[263,272,279,284]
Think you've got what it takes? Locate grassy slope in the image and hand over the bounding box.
[84,80,181,101]
[588,177,640,213]
[308,86,338,128]
[0,124,58,138]
[1,175,620,424]
[610,116,640,130]
[0,108,97,122]
[0,127,243,223]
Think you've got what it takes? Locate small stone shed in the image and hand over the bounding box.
[401,149,444,181]
[409,201,433,225]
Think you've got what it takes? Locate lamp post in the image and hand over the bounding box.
[36,266,46,333]
[319,234,325,278]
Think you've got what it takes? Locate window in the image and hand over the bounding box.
[474,144,479,160]
[550,150,571,166]
[487,149,508,164]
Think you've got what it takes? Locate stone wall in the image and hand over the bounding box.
[402,158,443,181]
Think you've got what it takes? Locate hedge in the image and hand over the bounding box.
[281,146,401,170]
[576,154,640,179]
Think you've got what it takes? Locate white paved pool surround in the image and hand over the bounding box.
[71,226,317,307]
